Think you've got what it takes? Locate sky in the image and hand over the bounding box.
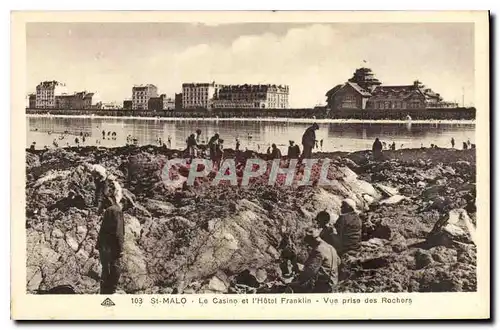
[26,22,475,107]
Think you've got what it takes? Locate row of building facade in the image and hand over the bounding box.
[28,81,100,110]
[29,80,290,111]
[127,82,290,110]
[325,68,459,111]
[29,70,459,111]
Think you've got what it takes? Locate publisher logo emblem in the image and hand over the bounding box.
[101,297,115,307]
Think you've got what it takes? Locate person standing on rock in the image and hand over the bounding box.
[372,138,383,160]
[186,133,197,159]
[270,143,282,160]
[334,199,362,256]
[96,184,124,295]
[236,138,241,151]
[90,164,108,209]
[195,129,202,143]
[287,228,340,293]
[301,123,319,160]
[287,140,299,159]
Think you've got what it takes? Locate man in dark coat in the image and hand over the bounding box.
[334,199,362,256]
[96,192,125,294]
[270,143,282,159]
[186,133,197,158]
[301,123,319,159]
[287,140,300,159]
[208,133,220,161]
[372,138,383,160]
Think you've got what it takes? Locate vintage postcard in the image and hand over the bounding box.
[11,11,490,320]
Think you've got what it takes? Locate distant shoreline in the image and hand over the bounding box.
[26,114,476,125]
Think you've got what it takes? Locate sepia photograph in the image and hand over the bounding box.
[11,10,490,320]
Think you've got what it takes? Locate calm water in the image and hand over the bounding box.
[27,116,475,153]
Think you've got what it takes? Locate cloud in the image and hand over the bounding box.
[154,24,346,107]
[28,23,475,107]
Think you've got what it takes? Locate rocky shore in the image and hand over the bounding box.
[25,145,477,294]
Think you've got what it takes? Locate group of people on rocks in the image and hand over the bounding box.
[76,122,475,295]
[282,198,362,293]
[454,138,475,150]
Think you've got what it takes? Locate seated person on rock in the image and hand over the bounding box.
[334,199,362,256]
[287,228,341,293]
[315,210,342,252]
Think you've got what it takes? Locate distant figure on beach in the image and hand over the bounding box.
[421,143,424,149]
[315,140,319,149]
[52,139,58,148]
[320,139,323,150]
[235,138,240,151]
[266,146,271,155]
[271,144,282,160]
[108,131,111,137]
[257,144,260,152]
[391,142,396,151]
[111,132,117,140]
[301,123,319,159]
[133,138,138,145]
[195,129,202,143]
[287,140,300,159]
[382,142,387,150]
[467,139,471,148]
[80,132,83,137]
[30,142,36,151]
[208,133,220,163]
[158,137,162,146]
[82,136,86,144]
[44,145,49,151]
[186,133,197,158]
[212,139,223,170]
[372,138,383,160]
[463,142,468,150]
[75,137,79,146]
[102,130,105,139]
[451,138,455,148]
[167,135,172,148]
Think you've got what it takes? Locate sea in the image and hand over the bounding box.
[26,115,476,153]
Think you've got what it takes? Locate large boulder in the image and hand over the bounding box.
[427,209,476,247]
